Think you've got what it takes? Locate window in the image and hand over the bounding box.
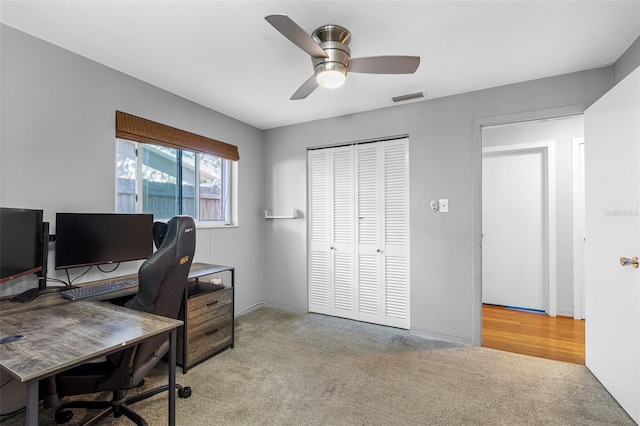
[114,111,239,226]
[117,139,234,225]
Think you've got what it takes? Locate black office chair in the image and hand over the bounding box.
[52,215,196,426]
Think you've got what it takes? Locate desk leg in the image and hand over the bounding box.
[26,379,38,425]
[168,329,176,426]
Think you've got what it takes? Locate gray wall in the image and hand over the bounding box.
[0,25,265,313]
[263,69,612,344]
[482,115,584,316]
[614,36,640,85]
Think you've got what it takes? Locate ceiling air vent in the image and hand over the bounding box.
[391,91,424,103]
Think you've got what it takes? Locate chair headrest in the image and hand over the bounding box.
[152,216,196,250]
[152,221,168,249]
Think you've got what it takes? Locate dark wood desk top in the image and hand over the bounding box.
[188,263,233,279]
[0,301,182,382]
[0,263,231,317]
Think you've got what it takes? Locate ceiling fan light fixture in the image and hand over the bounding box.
[265,15,420,99]
[315,62,347,89]
[316,69,346,89]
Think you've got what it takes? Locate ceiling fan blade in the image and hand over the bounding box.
[349,56,420,74]
[265,14,328,59]
[290,75,319,100]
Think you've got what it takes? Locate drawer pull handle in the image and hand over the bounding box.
[206,328,219,336]
[206,301,219,307]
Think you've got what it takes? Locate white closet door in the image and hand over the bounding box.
[308,147,356,319]
[308,149,331,315]
[309,139,409,329]
[331,146,356,319]
[356,143,382,324]
[382,139,410,328]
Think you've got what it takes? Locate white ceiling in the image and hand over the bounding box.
[1,1,639,130]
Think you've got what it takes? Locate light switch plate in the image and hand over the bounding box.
[438,199,449,213]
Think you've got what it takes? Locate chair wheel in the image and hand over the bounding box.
[178,386,192,398]
[55,409,73,424]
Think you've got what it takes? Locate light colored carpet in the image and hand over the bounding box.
[4,307,635,425]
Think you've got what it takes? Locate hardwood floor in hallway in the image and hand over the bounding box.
[482,304,585,364]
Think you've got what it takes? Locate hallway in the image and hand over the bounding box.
[482,304,585,364]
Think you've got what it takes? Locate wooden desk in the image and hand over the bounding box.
[0,262,234,378]
[0,263,229,317]
[0,277,139,318]
[0,301,183,425]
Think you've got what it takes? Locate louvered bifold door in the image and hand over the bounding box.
[381,139,410,328]
[308,149,331,315]
[309,140,409,328]
[331,146,356,319]
[355,143,383,324]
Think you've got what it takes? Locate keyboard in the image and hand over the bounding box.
[61,278,138,301]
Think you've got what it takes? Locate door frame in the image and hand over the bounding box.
[472,105,587,345]
[482,141,557,315]
[572,137,586,320]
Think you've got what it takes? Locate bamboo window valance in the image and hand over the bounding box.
[115,111,240,161]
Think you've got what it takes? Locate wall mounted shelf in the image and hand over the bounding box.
[264,209,299,219]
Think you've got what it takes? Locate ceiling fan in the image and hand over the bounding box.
[265,14,421,100]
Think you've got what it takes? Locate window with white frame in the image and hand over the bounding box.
[116,139,234,224]
[114,111,239,226]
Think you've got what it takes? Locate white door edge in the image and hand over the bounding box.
[571,137,586,320]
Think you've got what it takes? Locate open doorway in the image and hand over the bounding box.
[481,115,586,364]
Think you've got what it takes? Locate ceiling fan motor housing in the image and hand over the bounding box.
[311,25,352,78]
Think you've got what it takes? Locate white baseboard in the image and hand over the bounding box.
[410,327,473,346]
[556,309,574,317]
[235,302,265,317]
[263,301,308,314]
[236,301,309,317]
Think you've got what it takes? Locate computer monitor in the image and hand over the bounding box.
[55,213,153,270]
[0,207,45,285]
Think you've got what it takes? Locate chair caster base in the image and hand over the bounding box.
[55,409,73,424]
[178,386,192,398]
